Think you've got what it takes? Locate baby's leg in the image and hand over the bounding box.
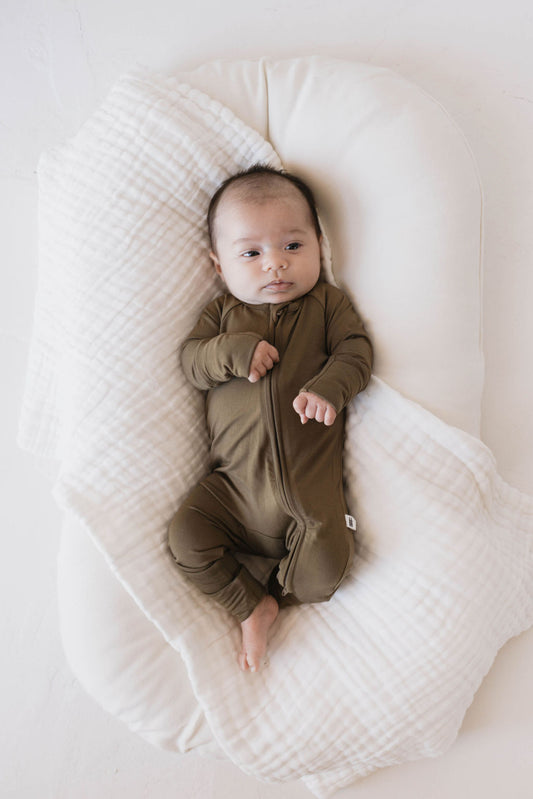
[169,477,293,670]
[239,594,279,673]
[169,481,281,671]
[168,482,266,623]
[277,514,355,605]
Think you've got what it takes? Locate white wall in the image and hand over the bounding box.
[2,0,532,797]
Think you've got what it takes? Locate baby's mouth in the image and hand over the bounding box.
[265,280,293,290]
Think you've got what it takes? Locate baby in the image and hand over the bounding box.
[168,164,372,672]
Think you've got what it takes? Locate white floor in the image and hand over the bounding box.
[2,1,533,797]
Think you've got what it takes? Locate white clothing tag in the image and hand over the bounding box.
[345,514,357,531]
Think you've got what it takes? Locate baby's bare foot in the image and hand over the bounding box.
[239,595,279,673]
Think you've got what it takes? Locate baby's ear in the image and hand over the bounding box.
[210,251,224,279]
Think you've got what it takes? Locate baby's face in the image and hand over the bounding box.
[210,187,322,305]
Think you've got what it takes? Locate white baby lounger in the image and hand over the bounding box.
[20,58,533,797]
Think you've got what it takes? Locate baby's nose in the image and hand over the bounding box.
[263,251,287,271]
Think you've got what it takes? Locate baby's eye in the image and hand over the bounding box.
[242,250,260,258]
[285,242,301,251]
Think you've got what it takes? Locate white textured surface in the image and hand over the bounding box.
[3,2,533,798]
[18,66,533,797]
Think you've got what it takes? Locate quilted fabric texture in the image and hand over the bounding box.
[19,71,533,797]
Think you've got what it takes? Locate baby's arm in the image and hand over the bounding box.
[293,287,373,424]
[181,298,263,389]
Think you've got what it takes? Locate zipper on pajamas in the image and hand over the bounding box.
[264,305,304,594]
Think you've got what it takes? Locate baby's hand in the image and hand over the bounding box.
[248,340,280,383]
[293,392,337,426]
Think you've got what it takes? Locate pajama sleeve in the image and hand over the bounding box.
[300,288,373,412]
[180,298,262,390]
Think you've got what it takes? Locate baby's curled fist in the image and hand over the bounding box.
[248,340,279,383]
[293,392,337,426]
[248,340,336,427]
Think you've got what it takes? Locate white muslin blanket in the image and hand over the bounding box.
[19,73,533,798]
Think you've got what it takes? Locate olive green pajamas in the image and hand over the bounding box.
[168,282,372,622]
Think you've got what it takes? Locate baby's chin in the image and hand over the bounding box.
[262,281,300,301]
[256,288,306,304]
[235,280,320,305]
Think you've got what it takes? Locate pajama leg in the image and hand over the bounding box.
[168,482,267,622]
[276,513,355,605]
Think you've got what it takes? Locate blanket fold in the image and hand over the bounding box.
[19,72,533,798]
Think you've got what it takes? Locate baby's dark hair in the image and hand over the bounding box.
[207,163,322,252]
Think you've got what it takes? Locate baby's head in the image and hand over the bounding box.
[207,164,323,305]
